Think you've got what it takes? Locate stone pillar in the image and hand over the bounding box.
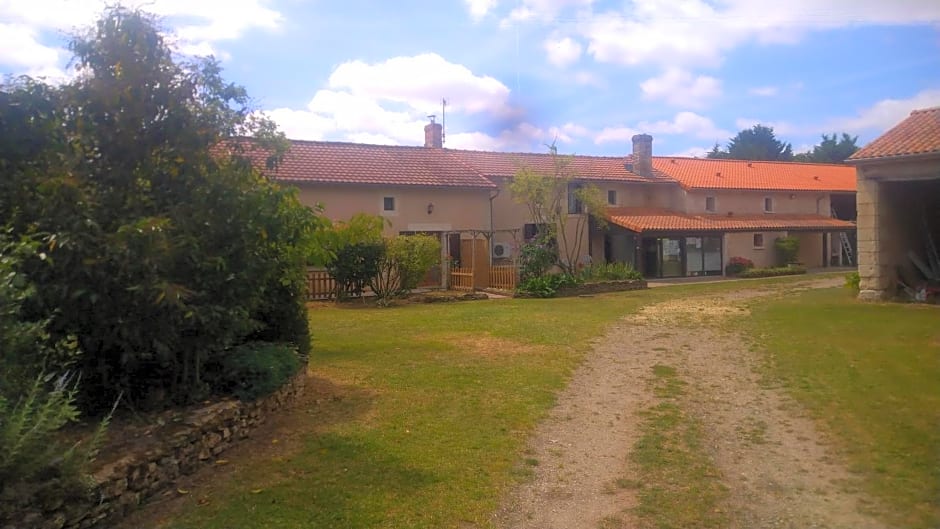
[856,175,891,300]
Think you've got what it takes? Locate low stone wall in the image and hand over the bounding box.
[556,279,647,297]
[4,373,306,529]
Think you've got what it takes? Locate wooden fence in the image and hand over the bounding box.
[450,266,474,291]
[305,268,335,300]
[489,265,518,290]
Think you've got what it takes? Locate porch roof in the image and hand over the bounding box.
[606,207,856,233]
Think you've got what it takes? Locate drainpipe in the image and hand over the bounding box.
[488,187,501,266]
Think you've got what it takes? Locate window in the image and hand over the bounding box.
[705,196,716,213]
[753,233,765,248]
[383,196,396,212]
[607,190,617,205]
[568,182,584,214]
[763,196,774,213]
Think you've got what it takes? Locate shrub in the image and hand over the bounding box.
[737,266,807,278]
[725,256,755,276]
[517,273,581,298]
[580,262,643,282]
[369,235,442,305]
[212,342,301,401]
[774,236,801,265]
[0,373,113,519]
[518,240,557,281]
[327,243,384,300]
[845,271,860,291]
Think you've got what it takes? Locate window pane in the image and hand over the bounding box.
[705,196,716,212]
[608,190,617,205]
[686,237,703,274]
[704,236,722,272]
[383,196,395,211]
[753,233,764,247]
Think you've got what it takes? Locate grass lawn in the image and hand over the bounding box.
[165,287,665,529]
[748,288,940,529]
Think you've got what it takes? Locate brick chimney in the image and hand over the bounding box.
[424,116,443,148]
[631,134,653,177]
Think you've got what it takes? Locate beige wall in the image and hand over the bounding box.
[724,231,788,269]
[294,183,492,237]
[683,190,831,216]
[794,232,824,268]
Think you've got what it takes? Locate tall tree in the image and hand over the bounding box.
[0,7,322,410]
[708,124,794,161]
[794,133,859,163]
[509,144,606,275]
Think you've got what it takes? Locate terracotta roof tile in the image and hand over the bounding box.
[260,140,496,189]
[849,106,940,161]
[651,158,856,192]
[450,150,675,183]
[607,207,856,233]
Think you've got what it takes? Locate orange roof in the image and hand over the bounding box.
[259,140,496,189]
[607,207,856,233]
[849,107,940,162]
[651,157,856,192]
[451,149,674,183]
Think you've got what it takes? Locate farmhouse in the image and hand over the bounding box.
[849,106,940,300]
[265,119,857,287]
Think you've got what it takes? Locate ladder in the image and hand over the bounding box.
[831,207,854,265]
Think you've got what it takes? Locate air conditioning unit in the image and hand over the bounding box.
[492,243,511,259]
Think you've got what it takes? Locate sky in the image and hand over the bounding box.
[2,0,940,158]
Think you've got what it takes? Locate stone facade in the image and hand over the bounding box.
[3,373,306,529]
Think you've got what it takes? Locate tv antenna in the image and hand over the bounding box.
[441,98,447,146]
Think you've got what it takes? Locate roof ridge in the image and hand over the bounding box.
[654,156,851,168]
[911,106,940,115]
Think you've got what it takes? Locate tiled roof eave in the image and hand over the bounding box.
[270,177,497,189]
[846,149,940,165]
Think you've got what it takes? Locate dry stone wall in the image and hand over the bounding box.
[3,373,306,529]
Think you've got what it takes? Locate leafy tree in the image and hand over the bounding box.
[708,124,794,161]
[369,235,441,305]
[510,145,607,276]
[308,213,386,266]
[0,7,322,411]
[794,133,859,163]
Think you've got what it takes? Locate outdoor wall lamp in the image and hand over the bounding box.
[427,203,434,215]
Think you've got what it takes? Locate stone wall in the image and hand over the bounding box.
[3,373,306,529]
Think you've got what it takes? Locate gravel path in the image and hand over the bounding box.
[493,278,886,529]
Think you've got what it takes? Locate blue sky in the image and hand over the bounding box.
[3,0,940,157]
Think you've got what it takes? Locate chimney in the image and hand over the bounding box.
[631,134,653,177]
[424,115,443,148]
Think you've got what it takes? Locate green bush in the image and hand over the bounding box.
[0,373,112,519]
[845,271,860,291]
[212,342,301,401]
[370,235,442,305]
[737,266,807,278]
[0,9,321,411]
[327,243,384,300]
[580,262,643,282]
[774,236,801,265]
[517,274,581,298]
[518,240,557,281]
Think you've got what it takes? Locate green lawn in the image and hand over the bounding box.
[748,288,940,529]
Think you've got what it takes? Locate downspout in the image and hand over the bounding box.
[488,187,501,266]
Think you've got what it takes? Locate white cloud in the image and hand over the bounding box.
[666,146,710,158]
[327,53,513,116]
[263,53,547,152]
[464,0,498,21]
[547,122,589,143]
[749,86,779,97]
[0,0,283,75]
[544,35,582,67]
[640,68,722,109]
[501,0,593,27]
[579,0,940,68]
[824,88,940,133]
[595,112,730,144]
[594,126,640,144]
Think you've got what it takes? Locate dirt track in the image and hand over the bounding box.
[493,278,886,529]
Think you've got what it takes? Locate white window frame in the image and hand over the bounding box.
[705,196,716,213]
[763,196,774,213]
